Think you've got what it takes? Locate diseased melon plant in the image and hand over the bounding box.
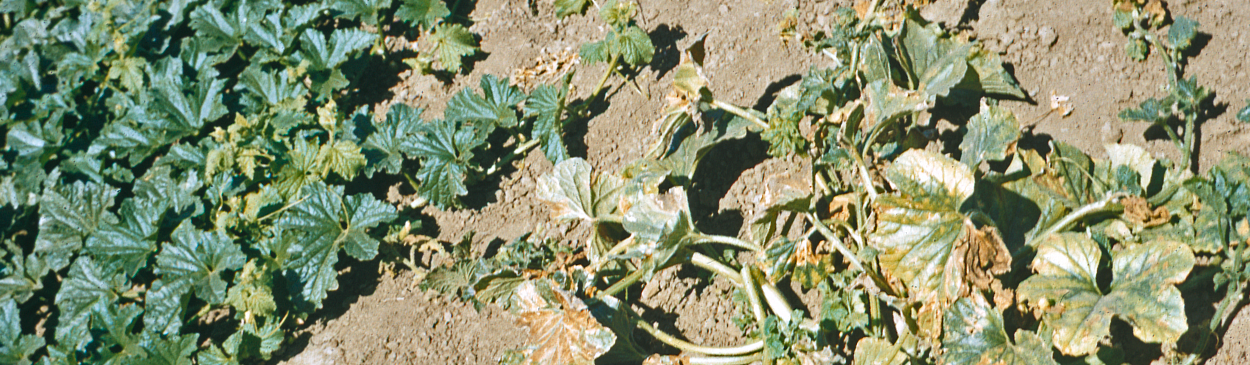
[417,1,1250,365]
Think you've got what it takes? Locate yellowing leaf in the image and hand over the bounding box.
[943,295,1058,365]
[536,158,624,222]
[960,102,1021,169]
[1104,143,1156,190]
[512,280,615,365]
[1017,234,1194,356]
[852,337,905,365]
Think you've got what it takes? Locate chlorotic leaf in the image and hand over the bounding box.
[554,0,591,18]
[1017,234,1193,356]
[852,337,906,365]
[616,26,654,67]
[511,279,615,365]
[537,158,625,222]
[942,295,1059,365]
[155,222,246,304]
[960,102,1021,169]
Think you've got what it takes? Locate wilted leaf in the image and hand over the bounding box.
[537,158,624,222]
[852,337,905,365]
[943,295,1058,365]
[1017,234,1193,356]
[960,103,1021,169]
[871,150,1011,338]
[511,280,615,365]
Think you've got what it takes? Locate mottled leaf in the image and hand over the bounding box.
[852,337,905,365]
[511,280,615,365]
[943,295,1058,365]
[1017,234,1193,356]
[960,103,1021,169]
[536,158,625,222]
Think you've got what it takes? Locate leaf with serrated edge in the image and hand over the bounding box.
[511,280,614,365]
[430,24,478,72]
[35,180,120,271]
[396,0,450,29]
[1017,234,1193,356]
[943,295,1059,365]
[155,222,246,304]
[960,102,1021,169]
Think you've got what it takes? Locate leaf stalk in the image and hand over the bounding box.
[634,319,765,356]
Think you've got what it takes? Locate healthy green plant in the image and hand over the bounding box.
[417,2,1250,365]
[0,0,571,362]
[560,0,655,105]
[396,0,482,75]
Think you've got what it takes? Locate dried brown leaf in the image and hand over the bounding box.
[512,280,616,365]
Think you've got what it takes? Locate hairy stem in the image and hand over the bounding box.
[710,99,770,130]
[635,319,765,356]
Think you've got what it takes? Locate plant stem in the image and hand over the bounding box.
[1182,235,1247,365]
[741,266,767,329]
[688,353,764,365]
[484,138,541,175]
[1024,191,1129,249]
[845,141,880,201]
[589,55,621,104]
[752,266,794,323]
[693,233,763,253]
[807,213,866,272]
[635,319,765,355]
[691,252,743,285]
[599,267,646,298]
[710,99,770,130]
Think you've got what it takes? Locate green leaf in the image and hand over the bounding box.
[92,303,146,364]
[616,26,654,66]
[579,39,611,64]
[960,103,1021,169]
[363,103,425,177]
[898,17,969,99]
[943,295,1058,365]
[35,179,120,271]
[395,0,450,29]
[297,28,377,71]
[331,0,388,26]
[278,183,396,308]
[134,165,203,217]
[0,298,44,365]
[429,23,479,73]
[1237,101,1250,122]
[144,279,191,336]
[511,279,615,364]
[966,48,1027,99]
[138,332,198,365]
[54,257,126,350]
[554,0,591,18]
[221,319,284,361]
[866,79,928,126]
[152,61,228,133]
[528,74,573,162]
[1017,234,1194,356]
[155,222,246,304]
[1167,16,1199,52]
[85,198,162,277]
[445,74,526,128]
[403,119,490,209]
[1118,98,1169,124]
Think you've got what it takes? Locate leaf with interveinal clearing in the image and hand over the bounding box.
[35,179,120,271]
[554,0,591,18]
[1017,234,1193,356]
[0,298,44,365]
[402,118,490,209]
[537,158,625,222]
[363,103,425,177]
[316,139,367,180]
[155,222,246,305]
[1167,17,1199,51]
[871,150,1012,334]
[528,73,573,163]
[395,0,450,29]
[865,80,928,127]
[1105,143,1156,192]
[511,279,615,365]
[277,183,396,308]
[943,295,1059,365]
[54,257,126,350]
[852,337,906,365]
[1118,98,1169,125]
[445,74,526,128]
[960,103,1021,169]
[429,23,479,72]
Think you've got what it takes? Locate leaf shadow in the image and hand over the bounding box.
[648,24,688,81]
